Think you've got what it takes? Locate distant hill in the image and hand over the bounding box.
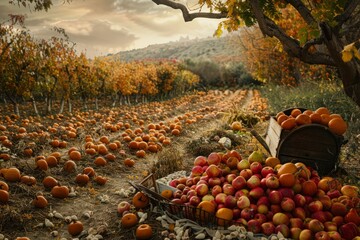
[110,36,242,62]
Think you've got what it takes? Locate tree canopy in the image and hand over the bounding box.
[153,0,360,107]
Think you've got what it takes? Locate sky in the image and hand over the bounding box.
[0,0,223,58]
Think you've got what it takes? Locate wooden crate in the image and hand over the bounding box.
[265,116,344,176]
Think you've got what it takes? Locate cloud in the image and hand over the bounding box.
[0,0,223,58]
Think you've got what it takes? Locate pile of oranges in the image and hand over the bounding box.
[276,107,347,135]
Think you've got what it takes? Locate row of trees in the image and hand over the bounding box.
[0,16,199,116]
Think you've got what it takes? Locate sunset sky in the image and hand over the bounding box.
[0,0,223,58]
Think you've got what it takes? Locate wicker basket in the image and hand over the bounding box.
[130,174,234,229]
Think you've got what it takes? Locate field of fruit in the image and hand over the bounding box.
[0,89,359,240]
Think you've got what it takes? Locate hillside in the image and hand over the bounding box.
[111,36,242,62]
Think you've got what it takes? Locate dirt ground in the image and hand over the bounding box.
[0,89,358,240]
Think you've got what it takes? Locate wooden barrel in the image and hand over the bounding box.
[276,123,344,176]
[264,107,345,176]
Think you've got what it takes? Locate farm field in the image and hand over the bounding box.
[0,89,270,239]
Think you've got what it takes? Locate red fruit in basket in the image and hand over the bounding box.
[249,187,265,199]
[339,222,359,240]
[280,197,295,212]
[268,190,283,205]
[225,173,237,184]
[308,219,325,233]
[308,200,324,213]
[275,224,290,238]
[191,166,204,177]
[189,195,201,206]
[344,208,360,225]
[266,175,280,189]
[237,196,251,209]
[261,166,274,178]
[207,152,221,165]
[226,157,239,169]
[247,219,262,233]
[205,164,222,178]
[231,176,247,190]
[331,202,347,216]
[195,184,209,197]
[311,211,330,223]
[327,189,341,199]
[247,175,261,189]
[250,162,262,174]
[222,183,235,196]
[293,193,306,207]
[273,212,290,226]
[194,156,207,166]
[240,169,253,180]
[292,207,306,220]
[241,208,255,221]
[314,231,331,240]
[169,179,179,188]
[261,222,276,235]
[341,185,359,198]
[224,195,237,209]
[215,193,227,205]
[278,187,295,199]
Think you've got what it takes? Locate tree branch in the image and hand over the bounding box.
[334,0,360,32]
[286,0,316,25]
[249,0,334,65]
[152,0,227,22]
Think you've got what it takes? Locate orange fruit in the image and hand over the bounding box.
[315,107,331,115]
[295,114,311,125]
[281,118,296,130]
[277,162,298,176]
[277,115,289,125]
[276,112,285,119]
[328,117,347,135]
[317,178,332,192]
[136,150,146,158]
[291,108,302,118]
[320,114,331,126]
[135,224,153,239]
[303,109,313,115]
[265,157,281,168]
[215,207,233,226]
[301,180,318,196]
[329,114,343,120]
[121,213,138,228]
[132,191,149,209]
[279,173,296,188]
[310,113,322,124]
[160,189,173,199]
[231,121,242,131]
[196,201,216,221]
[69,150,81,161]
[295,162,311,179]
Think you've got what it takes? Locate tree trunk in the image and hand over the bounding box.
[5,91,20,116]
[46,97,52,114]
[320,23,360,107]
[68,99,72,113]
[95,98,99,111]
[82,97,88,111]
[31,96,40,116]
[59,97,65,114]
